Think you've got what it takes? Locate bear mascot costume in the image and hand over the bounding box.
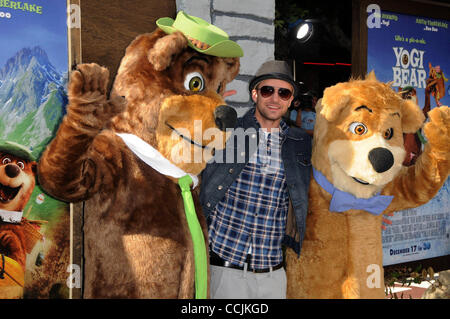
[38,11,242,298]
[286,72,449,298]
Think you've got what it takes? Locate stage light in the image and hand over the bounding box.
[296,21,313,43]
[296,23,309,40]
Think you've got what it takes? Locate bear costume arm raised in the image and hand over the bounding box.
[382,106,449,212]
[38,64,126,202]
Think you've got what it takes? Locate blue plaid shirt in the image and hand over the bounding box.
[208,118,289,269]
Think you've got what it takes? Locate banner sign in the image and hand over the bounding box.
[367,9,450,265]
[0,0,70,298]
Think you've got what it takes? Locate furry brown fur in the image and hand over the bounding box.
[286,72,449,299]
[37,29,240,298]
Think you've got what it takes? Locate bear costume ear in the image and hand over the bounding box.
[319,84,352,122]
[315,98,324,113]
[400,98,425,133]
[365,70,377,81]
[222,57,240,83]
[148,31,188,71]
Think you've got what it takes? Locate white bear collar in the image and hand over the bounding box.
[116,133,199,188]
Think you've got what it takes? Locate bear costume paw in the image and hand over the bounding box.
[423,106,449,158]
[67,63,125,129]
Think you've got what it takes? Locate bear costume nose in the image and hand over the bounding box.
[214,105,237,131]
[5,164,20,178]
[368,147,394,173]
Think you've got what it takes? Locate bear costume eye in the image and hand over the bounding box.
[184,72,204,92]
[17,161,25,169]
[349,122,367,135]
[383,128,394,140]
[2,157,11,165]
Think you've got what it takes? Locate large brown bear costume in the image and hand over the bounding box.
[286,72,449,298]
[38,24,240,297]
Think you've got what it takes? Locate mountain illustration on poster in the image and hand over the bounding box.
[0,46,68,159]
[0,0,71,299]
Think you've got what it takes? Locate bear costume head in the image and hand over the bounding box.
[110,11,241,175]
[313,71,425,198]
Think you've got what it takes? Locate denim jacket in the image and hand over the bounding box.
[200,108,312,255]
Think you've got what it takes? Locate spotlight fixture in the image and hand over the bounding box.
[294,19,321,44]
[296,22,313,42]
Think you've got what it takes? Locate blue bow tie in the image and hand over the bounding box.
[312,167,393,216]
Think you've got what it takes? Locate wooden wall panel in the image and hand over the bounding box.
[80,0,176,87]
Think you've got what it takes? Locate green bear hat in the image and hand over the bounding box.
[157,11,243,58]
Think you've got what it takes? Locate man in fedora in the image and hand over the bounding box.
[200,60,312,298]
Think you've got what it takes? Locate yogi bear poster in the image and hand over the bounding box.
[367,9,449,265]
[0,0,71,298]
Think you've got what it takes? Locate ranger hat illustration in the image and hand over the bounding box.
[0,141,35,162]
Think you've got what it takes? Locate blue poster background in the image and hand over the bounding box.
[368,11,449,108]
[0,1,67,72]
[367,10,450,265]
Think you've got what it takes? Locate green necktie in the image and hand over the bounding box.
[178,175,207,299]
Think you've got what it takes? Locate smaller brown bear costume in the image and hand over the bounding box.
[38,14,241,298]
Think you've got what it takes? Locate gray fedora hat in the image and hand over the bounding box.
[248,60,297,96]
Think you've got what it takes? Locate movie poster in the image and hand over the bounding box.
[0,0,70,298]
[367,10,450,265]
